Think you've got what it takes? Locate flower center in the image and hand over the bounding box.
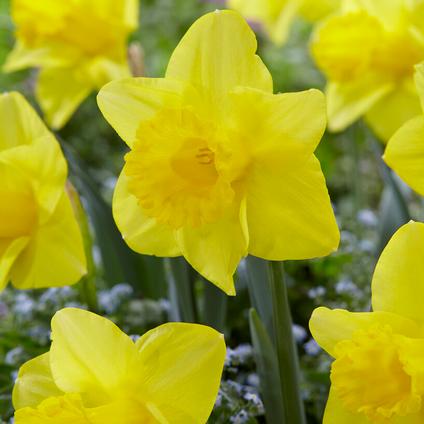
[125,108,247,229]
[313,12,423,82]
[331,326,421,422]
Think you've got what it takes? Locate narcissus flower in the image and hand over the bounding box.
[311,0,424,141]
[97,10,340,295]
[228,0,340,45]
[384,64,424,195]
[0,92,86,290]
[13,308,226,424]
[310,222,424,423]
[4,0,138,129]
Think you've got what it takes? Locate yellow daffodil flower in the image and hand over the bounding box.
[13,307,226,424]
[384,64,424,195]
[97,10,340,295]
[311,0,424,141]
[310,221,424,423]
[4,0,138,129]
[0,92,86,290]
[228,0,340,45]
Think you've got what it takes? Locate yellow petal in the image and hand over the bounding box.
[166,10,272,102]
[0,91,51,149]
[372,222,424,323]
[323,387,369,424]
[14,394,89,424]
[13,353,62,410]
[265,1,298,46]
[228,87,327,159]
[0,238,29,291]
[113,171,180,257]
[299,0,340,21]
[97,77,188,147]
[309,307,420,357]
[0,135,67,221]
[414,63,424,112]
[36,67,92,130]
[10,191,86,289]
[135,322,226,424]
[365,84,422,142]
[49,308,138,403]
[246,155,339,260]
[384,116,424,196]
[3,41,74,72]
[176,201,248,295]
[326,80,392,133]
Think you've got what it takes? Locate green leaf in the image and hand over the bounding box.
[249,308,285,424]
[201,279,227,332]
[164,257,197,323]
[239,256,274,340]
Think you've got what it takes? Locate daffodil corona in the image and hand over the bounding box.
[310,222,424,422]
[98,10,340,295]
[311,0,424,141]
[13,308,226,424]
[228,0,340,45]
[384,64,424,195]
[0,92,86,290]
[4,0,138,129]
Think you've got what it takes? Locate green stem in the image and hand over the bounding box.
[268,261,306,424]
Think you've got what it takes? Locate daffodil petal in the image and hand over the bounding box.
[0,92,51,150]
[266,1,298,45]
[49,308,138,402]
[246,155,339,260]
[113,171,180,257]
[10,191,86,289]
[309,307,420,357]
[384,116,424,196]
[372,222,424,322]
[166,10,272,101]
[0,238,29,291]
[0,135,67,220]
[229,87,326,158]
[36,67,92,130]
[97,77,188,147]
[365,84,421,142]
[326,79,392,133]
[13,353,62,410]
[14,394,88,424]
[414,63,424,112]
[135,322,226,424]
[323,387,369,424]
[3,42,73,72]
[176,202,248,295]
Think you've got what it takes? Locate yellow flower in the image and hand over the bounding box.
[310,221,424,423]
[13,307,226,424]
[0,92,86,290]
[228,0,300,45]
[228,0,340,45]
[97,10,340,295]
[384,64,424,196]
[4,0,138,129]
[311,0,424,141]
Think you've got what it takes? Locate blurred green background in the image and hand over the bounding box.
[1,0,423,422]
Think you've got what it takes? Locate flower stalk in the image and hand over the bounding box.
[268,261,306,424]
